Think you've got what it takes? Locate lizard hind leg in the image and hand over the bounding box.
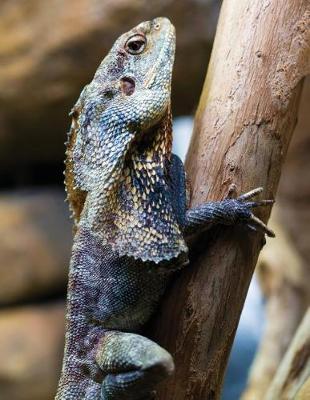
[97,332,174,400]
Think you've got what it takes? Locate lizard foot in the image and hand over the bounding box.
[98,332,174,400]
[237,187,275,237]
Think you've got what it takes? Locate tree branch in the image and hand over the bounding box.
[242,208,308,399]
[148,1,310,399]
[265,308,310,400]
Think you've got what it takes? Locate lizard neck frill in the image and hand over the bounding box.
[79,110,188,264]
[64,109,87,227]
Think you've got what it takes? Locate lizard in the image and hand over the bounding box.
[55,17,275,400]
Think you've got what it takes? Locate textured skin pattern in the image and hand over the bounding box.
[65,18,185,263]
[56,17,274,400]
[56,228,173,400]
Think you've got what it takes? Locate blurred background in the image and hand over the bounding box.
[0,1,309,399]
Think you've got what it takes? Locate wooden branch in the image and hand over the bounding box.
[241,208,308,399]
[147,1,310,399]
[265,308,310,400]
[295,376,310,400]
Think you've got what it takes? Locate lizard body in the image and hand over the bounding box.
[56,17,274,400]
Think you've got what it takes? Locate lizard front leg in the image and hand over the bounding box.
[96,332,174,400]
[166,155,274,238]
[184,187,275,237]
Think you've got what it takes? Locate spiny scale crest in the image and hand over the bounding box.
[65,18,187,263]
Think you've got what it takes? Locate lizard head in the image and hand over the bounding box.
[65,18,176,225]
[94,17,176,97]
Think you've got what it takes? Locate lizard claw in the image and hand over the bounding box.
[243,199,275,210]
[248,214,275,237]
[238,187,264,201]
[237,187,275,237]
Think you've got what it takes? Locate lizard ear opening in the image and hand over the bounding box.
[120,77,135,96]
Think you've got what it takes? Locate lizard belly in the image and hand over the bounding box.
[91,251,171,330]
[70,227,172,331]
[57,227,174,399]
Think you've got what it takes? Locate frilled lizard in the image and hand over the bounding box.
[55,17,274,400]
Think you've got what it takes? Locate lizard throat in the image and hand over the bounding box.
[80,110,187,263]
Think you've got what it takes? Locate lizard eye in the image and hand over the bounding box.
[125,34,147,55]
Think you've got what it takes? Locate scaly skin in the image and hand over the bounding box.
[56,17,274,400]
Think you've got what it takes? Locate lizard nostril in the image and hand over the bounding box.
[120,77,135,96]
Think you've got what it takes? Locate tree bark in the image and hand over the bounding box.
[265,308,310,400]
[242,208,308,399]
[296,376,310,400]
[148,1,310,399]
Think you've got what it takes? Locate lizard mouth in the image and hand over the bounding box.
[120,77,135,96]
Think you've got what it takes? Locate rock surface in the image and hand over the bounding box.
[0,189,72,305]
[0,303,65,400]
